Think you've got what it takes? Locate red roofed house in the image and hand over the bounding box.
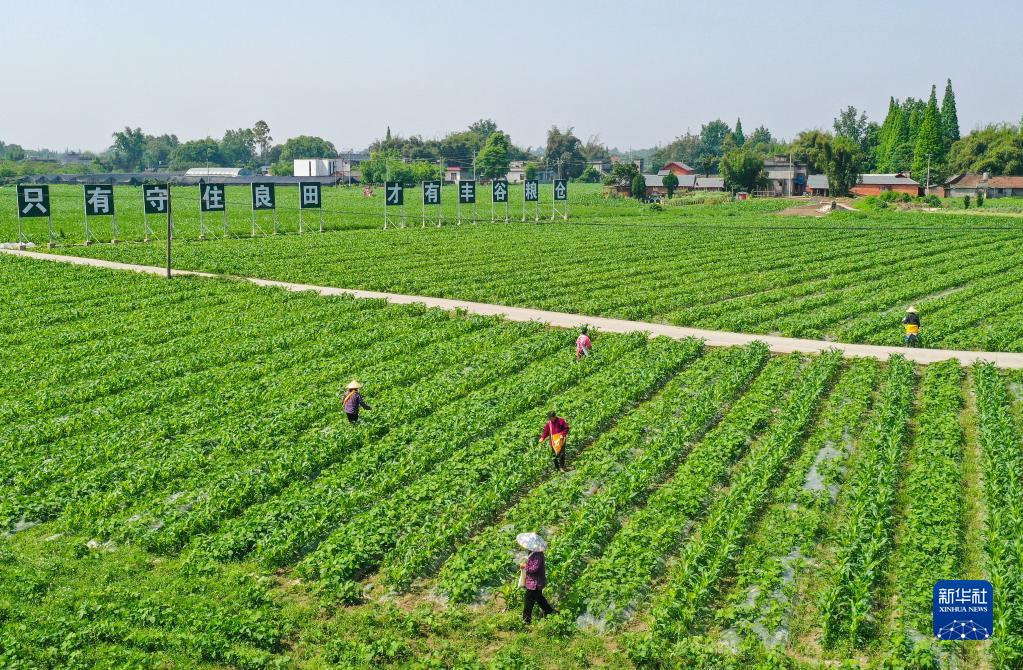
[657,161,696,176]
[849,173,921,197]
[946,173,1023,198]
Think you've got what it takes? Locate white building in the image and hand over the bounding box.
[185,167,248,177]
[506,160,526,183]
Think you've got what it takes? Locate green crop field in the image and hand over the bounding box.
[3,251,1023,670]
[17,184,1023,353]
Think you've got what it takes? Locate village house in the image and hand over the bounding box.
[444,165,472,183]
[945,173,1023,199]
[761,156,808,196]
[806,173,922,197]
[506,160,526,183]
[643,174,725,198]
[657,160,696,176]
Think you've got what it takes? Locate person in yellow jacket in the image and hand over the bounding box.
[902,306,921,347]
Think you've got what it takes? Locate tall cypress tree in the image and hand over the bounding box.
[876,97,900,171]
[891,104,914,173]
[912,85,944,185]
[940,79,960,150]
[733,118,745,147]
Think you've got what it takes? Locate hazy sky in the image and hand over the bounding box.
[3,0,1022,153]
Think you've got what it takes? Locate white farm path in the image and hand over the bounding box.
[7,248,1023,369]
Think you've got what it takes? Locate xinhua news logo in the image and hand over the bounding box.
[933,580,993,641]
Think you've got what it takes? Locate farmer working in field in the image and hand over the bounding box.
[516,532,555,624]
[576,327,592,361]
[902,306,921,347]
[539,411,570,471]
[343,380,371,423]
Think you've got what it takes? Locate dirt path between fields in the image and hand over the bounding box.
[6,248,1023,369]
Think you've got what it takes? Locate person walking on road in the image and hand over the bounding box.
[517,532,554,624]
[576,327,592,361]
[539,411,570,471]
[343,380,371,423]
[902,306,921,347]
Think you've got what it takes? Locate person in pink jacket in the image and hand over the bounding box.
[575,327,592,361]
[517,532,554,624]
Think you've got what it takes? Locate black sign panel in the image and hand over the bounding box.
[385,181,404,206]
[83,184,115,216]
[553,179,568,201]
[299,182,322,209]
[143,184,171,214]
[458,180,476,204]
[251,182,276,210]
[492,179,509,203]
[16,184,50,218]
[523,179,539,202]
[200,183,227,212]
[422,180,442,205]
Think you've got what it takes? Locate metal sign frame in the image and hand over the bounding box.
[422,180,442,228]
[523,179,540,222]
[552,179,569,221]
[457,180,476,225]
[83,184,116,244]
[250,182,277,236]
[299,181,323,233]
[199,182,227,240]
[16,184,51,248]
[384,181,405,229]
[142,183,171,242]
[491,179,509,223]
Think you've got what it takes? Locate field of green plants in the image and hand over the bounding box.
[21,186,1023,352]
[3,253,1023,669]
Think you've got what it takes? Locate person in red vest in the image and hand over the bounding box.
[539,411,570,471]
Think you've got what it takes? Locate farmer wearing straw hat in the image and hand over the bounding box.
[516,532,554,624]
[539,412,570,471]
[575,327,592,361]
[902,306,921,347]
[343,380,371,423]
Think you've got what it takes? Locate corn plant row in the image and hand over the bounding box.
[498,344,772,610]
[972,364,1023,669]
[296,334,664,585]
[436,342,767,604]
[201,326,571,565]
[891,360,965,636]
[646,351,842,643]
[712,358,879,637]
[820,354,915,648]
[561,354,804,625]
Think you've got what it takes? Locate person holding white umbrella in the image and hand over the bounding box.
[517,532,555,624]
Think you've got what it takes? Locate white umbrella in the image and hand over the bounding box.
[516,532,547,552]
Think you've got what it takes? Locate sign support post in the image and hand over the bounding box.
[552,178,568,221]
[299,182,322,233]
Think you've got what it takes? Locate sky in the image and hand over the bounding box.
[2,0,1022,154]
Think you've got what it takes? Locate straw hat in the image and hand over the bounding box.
[345,380,363,390]
[906,306,917,313]
[516,532,547,552]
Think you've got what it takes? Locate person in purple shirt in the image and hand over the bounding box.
[517,532,555,624]
[342,380,371,423]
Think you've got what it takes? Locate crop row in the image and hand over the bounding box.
[437,342,769,604]
[820,355,915,648]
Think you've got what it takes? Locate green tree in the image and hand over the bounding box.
[940,79,960,150]
[948,125,1023,175]
[524,162,538,181]
[747,125,773,147]
[269,160,293,176]
[662,172,679,198]
[719,148,765,192]
[468,119,498,142]
[252,120,272,161]
[605,162,639,187]
[790,130,832,174]
[649,132,700,171]
[3,144,26,161]
[875,98,900,171]
[696,119,731,173]
[279,135,337,162]
[732,118,745,147]
[111,126,146,171]
[476,131,512,180]
[833,106,868,147]
[630,172,647,200]
[580,134,610,161]
[545,126,585,178]
[142,134,178,170]
[219,128,256,167]
[823,136,861,197]
[169,138,222,170]
[912,85,945,185]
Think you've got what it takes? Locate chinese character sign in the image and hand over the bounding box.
[200,183,226,212]
[422,180,441,205]
[299,182,322,209]
[17,185,50,217]
[251,182,276,210]
[84,184,115,216]
[385,181,404,206]
[523,180,539,202]
[458,180,476,204]
[492,179,509,203]
[143,184,170,214]
[553,179,568,201]
[933,580,993,641]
